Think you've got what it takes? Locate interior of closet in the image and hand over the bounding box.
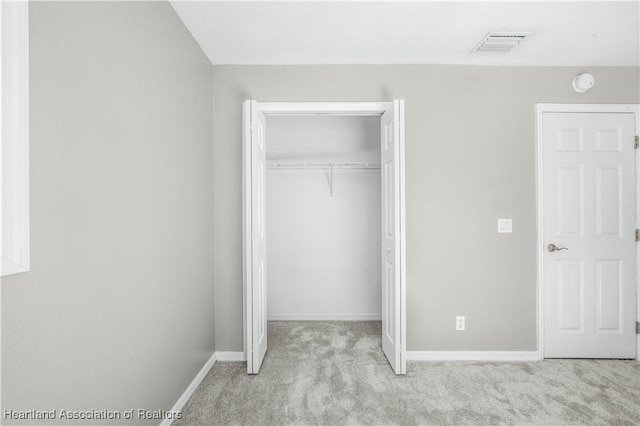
[265,115,382,320]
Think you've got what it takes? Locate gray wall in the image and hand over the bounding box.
[1,2,214,424]
[213,65,639,352]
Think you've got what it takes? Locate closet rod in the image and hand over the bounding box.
[266,162,381,170]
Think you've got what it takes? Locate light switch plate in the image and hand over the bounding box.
[498,219,512,233]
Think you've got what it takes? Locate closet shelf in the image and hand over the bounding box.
[266,161,381,170]
[267,161,380,197]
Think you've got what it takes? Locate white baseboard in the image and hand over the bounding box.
[215,351,246,361]
[406,351,540,362]
[161,352,217,426]
[268,313,382,321]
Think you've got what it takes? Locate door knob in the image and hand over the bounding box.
[547,243,568,252]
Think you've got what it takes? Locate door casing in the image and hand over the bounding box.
[243,101,407,372]
[535,103,640,360]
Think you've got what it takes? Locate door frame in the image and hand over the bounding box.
[535,103,640,360]
[243,101,406,371]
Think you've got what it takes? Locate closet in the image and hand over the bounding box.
[243,101,406,375]
[266,115,382,320]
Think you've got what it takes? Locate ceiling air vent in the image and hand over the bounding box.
[474,32,532,53]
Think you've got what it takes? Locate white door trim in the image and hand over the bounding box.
[258,102,391,116]
[242,101,252,371]
[398,100,407,372]
[535,103,640,361]
[243,101,406,372]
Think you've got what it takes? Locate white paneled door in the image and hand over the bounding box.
[542,109,637,358]
[381,100,406,374]
[244,100,268,374]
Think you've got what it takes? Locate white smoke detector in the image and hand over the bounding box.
[572,72,595,93]
[473,32,532,53]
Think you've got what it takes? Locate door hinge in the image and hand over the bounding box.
[635,135,639,149]
[636,321,640,335]
[636,229,640,241]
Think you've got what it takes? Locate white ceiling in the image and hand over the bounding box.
[169,1,640,67]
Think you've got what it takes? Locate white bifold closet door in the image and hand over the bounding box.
[381,100,406,374]
[244,100,406,375]
[243,100,268,374]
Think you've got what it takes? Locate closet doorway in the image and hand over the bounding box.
[243,101,406,375]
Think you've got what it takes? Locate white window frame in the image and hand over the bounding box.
[1,1,30,276]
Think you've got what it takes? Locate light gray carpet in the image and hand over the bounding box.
[176,321,640,425]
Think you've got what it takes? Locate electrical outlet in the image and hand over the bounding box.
[456,316,465,331]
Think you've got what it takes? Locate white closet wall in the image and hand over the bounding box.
[266,116,382,320]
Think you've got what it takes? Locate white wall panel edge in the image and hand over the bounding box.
[215,351,247,362]
[268,314,382,321]
[406,351,540,362]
